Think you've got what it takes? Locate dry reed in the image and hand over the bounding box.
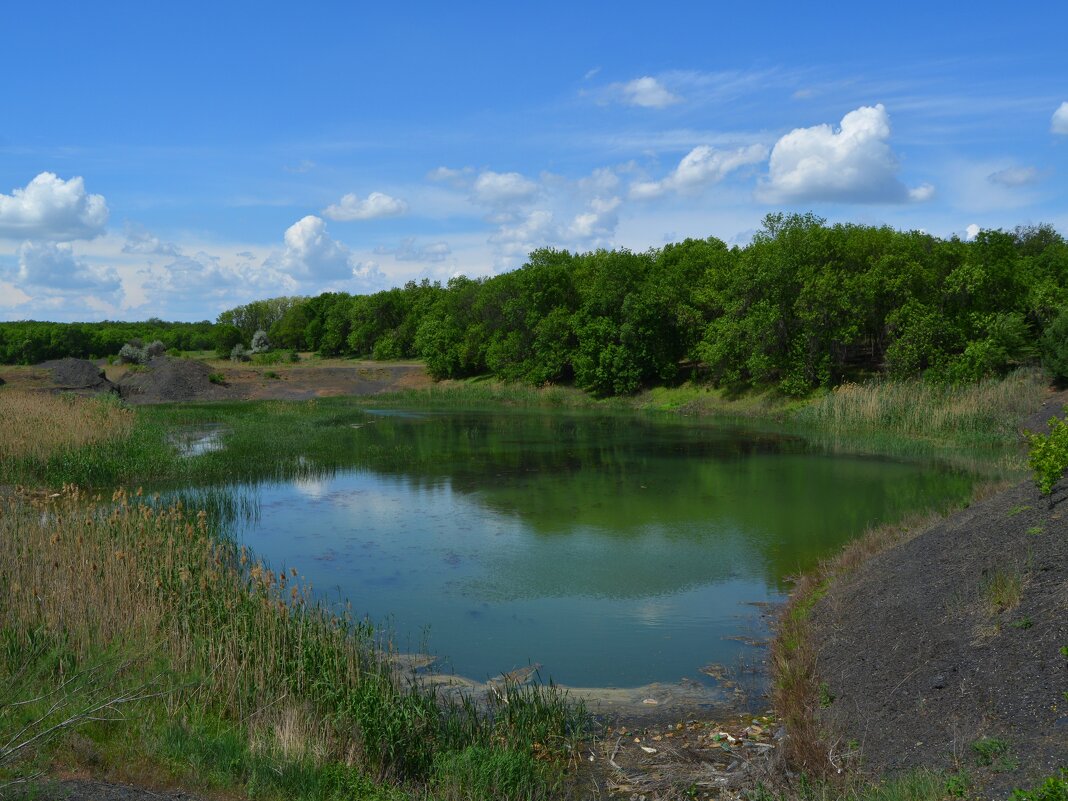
[0,391,132,464]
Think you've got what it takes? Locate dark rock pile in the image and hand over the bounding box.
[39,358,117,396]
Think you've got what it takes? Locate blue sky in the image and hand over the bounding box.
[2,0,1067,321]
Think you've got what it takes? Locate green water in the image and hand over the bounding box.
[203,409,975,690]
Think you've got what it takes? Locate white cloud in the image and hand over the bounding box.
[0,280,31,308]
[0,172,109,240]
[488,210,556,260]
[374,238,452,263]
[630,144,768,199]
[1052,102,1068,135]
[472,171,538,205]
[14,240,119,290]
[567,196,621,241]
[265,215,385,289]
[760,104,931,204]
[988,166,1041,187]
[616,76,682,109]
[323,191,408,221]
[122,227,182,256]
[908,183,936,201]
[427,166,474,185]
[965,223,981,241]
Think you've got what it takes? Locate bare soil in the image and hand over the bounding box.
[811,478,1068,796]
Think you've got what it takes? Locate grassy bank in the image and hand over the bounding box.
[0,395,588,799]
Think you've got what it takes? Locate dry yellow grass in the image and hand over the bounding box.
[0,391,132,463]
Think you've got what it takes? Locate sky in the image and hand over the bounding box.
[2,1,1067,322]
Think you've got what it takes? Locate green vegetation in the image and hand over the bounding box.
[971,737,1018,772]
[1010,771,1068,801]
[208,372,225,385]
[0,394,588,798]
[983,570,1024,612]
[0,319,216,364]
[7,217,1068,406]
[1025,412,1068,506]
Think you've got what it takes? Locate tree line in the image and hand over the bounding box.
[5,214,1068,395]
[0,319,216,365]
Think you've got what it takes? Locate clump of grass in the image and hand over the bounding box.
[972,737,1018,772]
[208,372,225,385]
[983,570,1023,613]
[794,369,1046,446]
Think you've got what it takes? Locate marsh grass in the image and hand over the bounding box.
[793,369,1045,446]
[0,489,586,797]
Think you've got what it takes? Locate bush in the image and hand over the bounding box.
[230,344,250,363]
[145,340,166,360]
[117,342,147,365]
[1041,307,1068,385]
[1026,411,1068,506]
[208,373,225,385]
[250,329,270,354]
[287,349,300,363]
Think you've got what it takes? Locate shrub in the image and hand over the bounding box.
[287,349,300,363]
[1025,411,1068,506]
[117,342,147,365]
[145,340,166,360]
[208,373,225,385]
[230,344,250,363]
[250,329,270,354]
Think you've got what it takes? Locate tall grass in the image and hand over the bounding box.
[0,489,587,797]
[0,391,132,464]
[794,369,1046,446]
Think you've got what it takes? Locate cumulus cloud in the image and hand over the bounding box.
[760,104,931,204]
[1052,102,1068,135]
[615,76,682,109]
[14,240,119,290]
[374,238,452,262]
[266,215,385,288]
[988,166,1042,187]
[472,171,539,205]
[0,172,109,240]
[323,191,408,221]
[965,224,981,241]
[630,144,768,199]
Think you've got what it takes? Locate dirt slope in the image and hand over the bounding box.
[811,478,1068,795]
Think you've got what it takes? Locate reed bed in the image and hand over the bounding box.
[0,391,132,464]
[0,488,586,798]
[793,369,1046,444]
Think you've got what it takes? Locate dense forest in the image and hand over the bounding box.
[5,214,1068,395]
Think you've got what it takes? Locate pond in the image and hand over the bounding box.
[197,409,976,693]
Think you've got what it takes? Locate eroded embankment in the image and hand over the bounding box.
[785,473,1067,796]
